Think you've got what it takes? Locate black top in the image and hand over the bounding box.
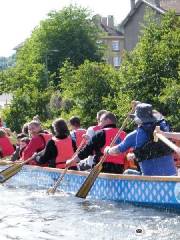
[78,124,116,162]
[36,135,76,167]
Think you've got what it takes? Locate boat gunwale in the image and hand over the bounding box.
[25,165,180,182]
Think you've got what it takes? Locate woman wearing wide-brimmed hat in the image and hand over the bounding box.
[104,103,177,176]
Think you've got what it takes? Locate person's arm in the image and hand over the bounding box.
[77,130,105,160]
[22,136,45,160]
[104,130,137,156]
[36,140,57,166]
[66,131,105,167]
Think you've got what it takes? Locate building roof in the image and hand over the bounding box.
[121,0,179,27]
[100,23,124,37]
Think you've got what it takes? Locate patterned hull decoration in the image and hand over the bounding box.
[2,165,180,211]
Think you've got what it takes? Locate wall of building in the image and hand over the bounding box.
[102,37,125,67]
[124,3,161,51]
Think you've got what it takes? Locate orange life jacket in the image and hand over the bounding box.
[53,136,75,169]
[101,128,126,165]
[124,147,138,170]
[0,136,14,158]
[74,129,86,147]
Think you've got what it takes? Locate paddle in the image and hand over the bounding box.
[47,139,86,194]
[154,126,180,153]
[75,101,138,199]
[0,158,32,183]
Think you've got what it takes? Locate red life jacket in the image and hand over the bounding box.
[101,128,126,165]
[74,129,86,147]
[92,125,102,132]
[39,132,52,147]
[0,136,14,158]
[53,136,75,169]
[28,132,52,166]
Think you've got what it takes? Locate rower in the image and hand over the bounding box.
[67,112,127,174]
[77,110,108,171]
[104,103,177,176]
[21,120,52,165]
[69,116,86,148]
[33,118,77,170]
[0,128,14,158]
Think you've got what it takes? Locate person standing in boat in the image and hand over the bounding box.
[33,118,77,170]
[69,116,86,148]
[67,112,127,174]
[22,120,52,164]
[103,103,177,176]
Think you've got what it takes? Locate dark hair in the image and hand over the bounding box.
[20,137,30,144]
[97,110,108,121]
[69,116,81,127]
[22,123,29,135]
[102,112,117,125]
[52,118,69,138]
[17,133,28,139]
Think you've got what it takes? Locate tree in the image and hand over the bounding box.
[16,5,103,84]
[107,11,180,129]
[60,60,119,126]
[1,5,104,131]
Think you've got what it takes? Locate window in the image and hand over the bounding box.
[113,56,121,67]
[112,40,120,51]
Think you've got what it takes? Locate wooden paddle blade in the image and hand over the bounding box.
[0,164,22,183]
[47,168,68,195]
[76,163,103,198]
[47,187,56,195]
[0,160,13,166]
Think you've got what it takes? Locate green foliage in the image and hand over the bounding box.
[60,60,119,126]
[0,5,103,131]
[1,86,53,132]
[159,75,180,130]
[109,11,180,129]
[16,5,102,78]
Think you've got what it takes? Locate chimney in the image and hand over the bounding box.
[154,0,160,8]
[108,15,114,29]
[130,0,135,10]
[101,17,107,27]
[92,14,101,28]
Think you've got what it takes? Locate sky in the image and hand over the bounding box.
[0,0,131,57]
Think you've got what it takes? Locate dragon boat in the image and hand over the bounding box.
[1,164,180,212]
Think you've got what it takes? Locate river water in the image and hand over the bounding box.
[0,185,179,240]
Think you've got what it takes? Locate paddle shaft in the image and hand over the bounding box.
[96,101,137,166]
[154,132,179,153]
[47,139,86,194]
[76,101,137,198]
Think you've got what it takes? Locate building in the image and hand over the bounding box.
[120,0,180,51]
[0,93,12,108]
[93,15,124,68]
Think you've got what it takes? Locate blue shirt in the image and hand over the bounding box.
[117,127,176,176]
